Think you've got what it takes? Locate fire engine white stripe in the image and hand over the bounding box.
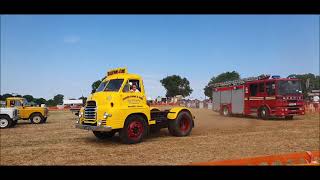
[265,97,276,100]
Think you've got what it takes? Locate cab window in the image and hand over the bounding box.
[249,83,258,96]
[122,79,141,93]
[266,81,275,96]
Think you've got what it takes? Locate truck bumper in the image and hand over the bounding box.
[75,123,112,132]
[273,107,305,116]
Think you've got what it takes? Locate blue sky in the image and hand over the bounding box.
[1,15,319,100]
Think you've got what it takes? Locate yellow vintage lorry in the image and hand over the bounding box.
[5,97,48,124]
[76,68,195,144]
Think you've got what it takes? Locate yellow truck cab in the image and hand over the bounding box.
[6,97,48,124]
[76,68,195,144]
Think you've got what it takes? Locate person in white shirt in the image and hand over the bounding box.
[130,84,140,92]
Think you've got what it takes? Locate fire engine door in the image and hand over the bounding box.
[248,82,265,113]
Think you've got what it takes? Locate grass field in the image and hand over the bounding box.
[1,108,319,165]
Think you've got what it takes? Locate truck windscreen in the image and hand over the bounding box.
[278,80,302,95]
[96,81,108,92]
[96,79,124,92]
[105,79,124,92]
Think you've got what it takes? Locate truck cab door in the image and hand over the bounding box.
[121,79,145,109]
[248,83,260,113]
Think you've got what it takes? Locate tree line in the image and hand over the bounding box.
[2,72,318,106]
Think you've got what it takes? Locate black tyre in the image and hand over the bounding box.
[10,120,18,128]
[43,117,48,123]
[93,131,116,139]
[0,116,12,129]
[259,107,270,120]
[119,115,148,144]
[285,116,293,120]
[30,113,44,124]
[222,106,230,116]
[168,111,193,137]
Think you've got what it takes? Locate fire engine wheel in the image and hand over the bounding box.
[285,116,293,120]
[30,114,44,124]
[168,111,193,137]
[222,106,230,116]
[0,116,12,129]
[259,107,270,120]
[93,131,116,139]
[120,115,148,144]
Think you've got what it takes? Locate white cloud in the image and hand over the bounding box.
[63,36,80,44]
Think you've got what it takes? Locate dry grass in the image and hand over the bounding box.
[0,108,319,165]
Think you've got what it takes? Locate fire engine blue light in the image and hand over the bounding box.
[272,75,280,79]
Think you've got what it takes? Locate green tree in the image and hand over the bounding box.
[79,96,87,105]
[0,93,13,101]
[34,98,47,105]
[160,75,193,98]
[204,71,240,99]
[46,99,55,107]
[23,95,34,102]
[53,94,64,105]
[287,73,320,98]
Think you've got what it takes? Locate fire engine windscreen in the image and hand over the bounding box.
[278,80,302,95]
[96,79,124,92]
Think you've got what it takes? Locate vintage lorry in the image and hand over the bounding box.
[0,107,19,128]
[76,68,195,144]
[5,97,48,124]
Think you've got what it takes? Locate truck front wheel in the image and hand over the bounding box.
[168,111,193,137]
[0,116,12,129]
[93,131,116,139]
[259,107,270,120]
[30,114,44,124]
[119,115,148,144]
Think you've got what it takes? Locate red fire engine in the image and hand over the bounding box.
[212,75,305,119]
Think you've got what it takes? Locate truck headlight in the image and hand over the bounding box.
[79,111,83,118]
[104,112,108,119]
[97,121,102,126]
[103,112,112,119]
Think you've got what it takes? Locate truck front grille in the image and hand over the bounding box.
[84,107,96,119]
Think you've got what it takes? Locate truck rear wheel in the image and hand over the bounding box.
[222,106,230,116]
[93,131,116,139]
[119,115,148,144]
[168,111,193,137]
[30,113,44,124]
[0,116,12,129]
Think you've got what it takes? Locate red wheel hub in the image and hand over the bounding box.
[179,115,190,132]
[127,121,144,140]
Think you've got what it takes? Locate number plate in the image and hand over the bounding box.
[289,103,296,106]
[83,126,92,130]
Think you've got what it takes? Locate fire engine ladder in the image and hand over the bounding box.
[211,74,271,88]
